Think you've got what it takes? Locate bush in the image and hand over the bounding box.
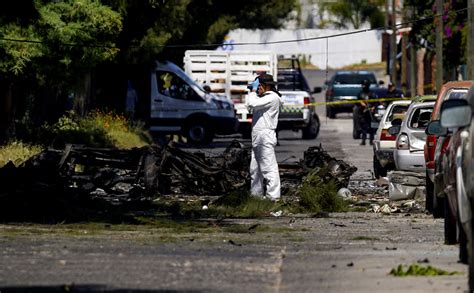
[0,141,43,167]
[44,110,150,149]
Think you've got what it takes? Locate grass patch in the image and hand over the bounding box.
[208,190,283,218]
[0,141,43,167]
[294,170,348,214]
[352,236,379,241]
[342,61,386,71]
[390,264,462,277]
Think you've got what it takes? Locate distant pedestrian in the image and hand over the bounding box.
[357,79,376,146]
[247,73,283,201]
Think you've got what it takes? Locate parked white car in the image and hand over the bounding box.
[372,100,411,178]
[389,98,436,172]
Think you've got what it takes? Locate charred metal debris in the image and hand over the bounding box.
[0,141,356,220]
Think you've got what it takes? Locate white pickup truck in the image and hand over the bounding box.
[183,50,321,139]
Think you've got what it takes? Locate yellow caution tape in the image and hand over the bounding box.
[281,96,417,107]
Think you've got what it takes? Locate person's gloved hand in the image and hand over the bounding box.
[250,79,259,92]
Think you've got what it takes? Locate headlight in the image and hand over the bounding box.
[213,100,233,110]
[397,133,409,150]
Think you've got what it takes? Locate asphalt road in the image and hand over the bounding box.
[0,70,469,292]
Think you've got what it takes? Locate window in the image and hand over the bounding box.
[333,74,377,85]
[409,107,433,129]
[387,105,409,122]
[156,71,203,101]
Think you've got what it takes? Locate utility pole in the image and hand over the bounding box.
[435,0,443,93]
[401,5,408,91]
[390,0,397,86]
[468,0,474,79]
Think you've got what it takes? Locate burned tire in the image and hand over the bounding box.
[302,115,320,140]
[444,198,457,245]
[184,119,214,145]
[373,155,387,179]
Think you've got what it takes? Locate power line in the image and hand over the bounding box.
[0,7,468,49]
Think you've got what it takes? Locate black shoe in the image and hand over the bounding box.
[369,140,374,145]
[360,140,366,146]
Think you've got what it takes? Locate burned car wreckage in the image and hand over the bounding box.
[0,141,356,221]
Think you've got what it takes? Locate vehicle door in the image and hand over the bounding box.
[151,70,207,124]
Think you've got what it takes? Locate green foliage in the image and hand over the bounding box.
[43,110,150,149]
[405,0,466,67]
[0,141,43,167]
[323,0,385,29]
[0,0,122,76]
[296,169,348,214]
[390,264,462,277]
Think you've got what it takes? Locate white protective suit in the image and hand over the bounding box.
[247,90,283,200]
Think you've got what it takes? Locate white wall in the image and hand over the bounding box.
[220,29,383,69]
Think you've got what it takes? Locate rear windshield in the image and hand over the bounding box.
[387,104,409,122]
[409,107,433,129]
[333,74,377,85]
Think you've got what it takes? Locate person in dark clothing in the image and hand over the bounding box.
[357,79,376,145]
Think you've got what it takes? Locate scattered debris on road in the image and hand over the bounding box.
[0,142,357,221]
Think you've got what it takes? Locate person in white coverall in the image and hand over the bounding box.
[247,73,283,201]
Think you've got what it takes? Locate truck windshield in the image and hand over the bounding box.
[334,74,377,85]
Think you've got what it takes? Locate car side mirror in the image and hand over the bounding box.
[425,120,447,136]
[391,118,403,126]
[313,87,322,94]
[440,105,472,128]
[388,125,400,136]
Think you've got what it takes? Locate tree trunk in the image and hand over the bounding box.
[73,71,93,117]
[0,81,13,144]
[416,48,426,96]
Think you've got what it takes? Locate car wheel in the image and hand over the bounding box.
[302,115,320,139]
[444,198,457,245]
[433,195,445,218]
[373,155,387,179]
[425,173,434,214]
[185,119,214,145]
[326,106,336,119]
[469,213,474,291]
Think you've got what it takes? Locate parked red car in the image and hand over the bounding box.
[424,81,472,222]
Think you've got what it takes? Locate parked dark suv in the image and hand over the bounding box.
[325,70,378,119]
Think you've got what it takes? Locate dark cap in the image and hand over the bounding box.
[258,73,277,85]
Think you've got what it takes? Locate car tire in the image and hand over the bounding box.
[459,217,468,264]
[373,155,387,179]
[326,106,336,119]
[469,214,474,291]
[444,198,457,245]
[433,195,445,219]
[302,115,320,140]
[425,173,434,214]
[184,119,214,145]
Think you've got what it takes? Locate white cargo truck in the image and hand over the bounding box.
[183,50,321,139]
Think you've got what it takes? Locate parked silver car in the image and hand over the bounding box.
[389,99,435,172]
[372,100,410,178]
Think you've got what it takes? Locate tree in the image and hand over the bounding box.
[0,0,122,141]
[405,0,466,81]
[323,0,386,29]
